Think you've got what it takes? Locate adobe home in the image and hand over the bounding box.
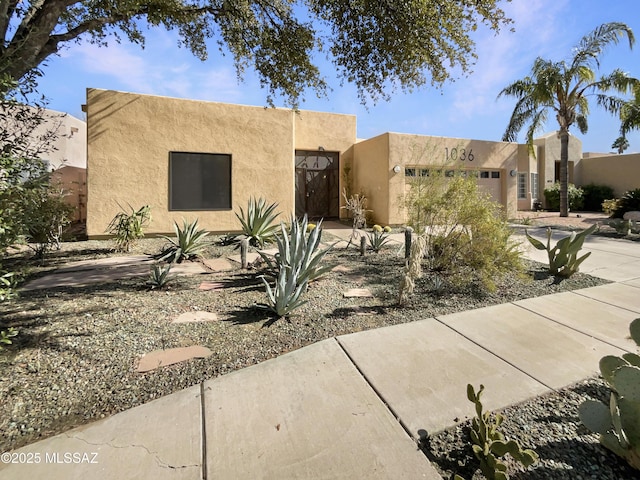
[85,89,640,238]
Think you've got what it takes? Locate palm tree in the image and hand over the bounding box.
[499,22,638,216]
[611,135,630,154]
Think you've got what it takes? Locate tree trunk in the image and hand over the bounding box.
[559,130,569,217]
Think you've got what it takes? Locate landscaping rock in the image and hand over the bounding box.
[201,257,235,272]
[623,210,640,221]
[136,346,213,372]
[172,311,219,323]
[343,288,373,298]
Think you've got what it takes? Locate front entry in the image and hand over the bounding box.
[295,150,339,219]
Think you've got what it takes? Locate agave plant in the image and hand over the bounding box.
[258,267,309,318]
[147,262,174,289]
[366,225,392,253]
[259,215,333,285]
[153,218,210,263]
[235,197,281,247]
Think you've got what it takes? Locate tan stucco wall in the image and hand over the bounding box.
[352,134,391,225]
[357,133,521,224]
[293,109,357,218]
[579,153,640,196]
[86,89,356,237]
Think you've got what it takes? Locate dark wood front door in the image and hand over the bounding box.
[295,150,339,219]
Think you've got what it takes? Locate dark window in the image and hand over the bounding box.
[169,152,231,210]
[480,171,490,178]
[405,168,416,177]
[420,169,429,177]
[491,171,501,179]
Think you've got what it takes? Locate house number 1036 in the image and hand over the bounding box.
[445,147,474,162]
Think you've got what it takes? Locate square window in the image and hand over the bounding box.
[480,171,490,178]
[405,168,416,177]
[420,169,429,177]
[169,152,231,210]
[491,171,500,179]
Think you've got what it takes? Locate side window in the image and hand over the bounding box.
[169,152,232,210]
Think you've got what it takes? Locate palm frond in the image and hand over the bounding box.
[571,22,635,71]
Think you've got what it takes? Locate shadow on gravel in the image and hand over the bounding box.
[222,306,278,327]
[218,273,264,293]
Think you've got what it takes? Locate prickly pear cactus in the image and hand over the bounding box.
[525,224,596,277]
[466,384,538,480]
[579,318,640,470]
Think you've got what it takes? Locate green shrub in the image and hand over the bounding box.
[21,183,75,258]
[235,197,281,247]
[458,384,538,480]
[154,218,210,263]
[581,184,615,212]
[603,198,620,216]
[579,318,640,470]
[0,327,18,350]
[404,171,523,291]
[106,204,151,252]
[0,270,17,301]
[543,182,584,211]
[612,188,640,219]
[525,225,595,277]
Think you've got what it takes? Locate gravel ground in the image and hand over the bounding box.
[426,377,640,479]
[0,233,632,478]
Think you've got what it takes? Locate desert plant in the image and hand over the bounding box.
[405,171,523,291]
[341,189,371,246]
[0,327,18,350]
[457,384,538,480]
[525,225,596,277]
[612,188,640,218]
[579,318,640,470]
[603,198,620,216]
[106,204,151,252]
[582,184,615,212]
[21,183,75,258]
[258,266,309,318]
[608,219,640,235]
[154,218,210,263]
[397,234,426,306]
[0,270,17,301]
[147,263,174,289]
[259,215,333,285]
[235,197,281,247]
[258,215,333,318]
[366,225,391,252]
[543,182,584,212]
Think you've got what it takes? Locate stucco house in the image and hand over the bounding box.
[84,89,640,238]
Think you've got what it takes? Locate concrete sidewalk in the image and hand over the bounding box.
[2,225,639,479]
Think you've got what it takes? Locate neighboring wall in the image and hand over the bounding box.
[86,89,356,237]
[579,153,640,196]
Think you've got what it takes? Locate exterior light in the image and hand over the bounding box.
[393,165,402,173]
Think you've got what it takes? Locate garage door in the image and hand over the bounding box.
[476,170,502,204]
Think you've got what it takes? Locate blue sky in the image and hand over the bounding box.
[37,0,640,153]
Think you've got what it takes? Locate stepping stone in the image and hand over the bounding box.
[201,257,235,272]
[172,311,218,323]
[332,265,353,274]
[170,262,207,275]
[136,346,212,373]
[198,281,225,291]
[55,255,152,273]
[343,288,373,298]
